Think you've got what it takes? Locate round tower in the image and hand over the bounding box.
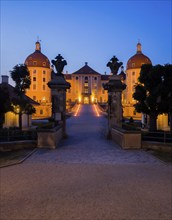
[124,42,152,118]
[25,41,52,119]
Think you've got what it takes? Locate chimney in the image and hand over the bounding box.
[1,75,9,84]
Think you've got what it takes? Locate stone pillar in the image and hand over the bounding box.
[48,75,70,137]
[47,54,70,138]
[104,75,126,138]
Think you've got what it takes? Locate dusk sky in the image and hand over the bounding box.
[1,0,171,85]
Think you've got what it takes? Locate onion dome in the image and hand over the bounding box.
[25,41,50,68]
[126,42,152,70]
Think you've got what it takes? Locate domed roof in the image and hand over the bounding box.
[25,41,50,68]
[127,43,152,70]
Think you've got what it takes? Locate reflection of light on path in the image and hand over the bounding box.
[74,104,81,116]
[93,104,100,117]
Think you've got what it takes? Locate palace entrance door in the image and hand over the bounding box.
[84,97,89,104]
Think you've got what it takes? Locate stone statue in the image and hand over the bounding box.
[107,56,123,75]
[51,54,67,76]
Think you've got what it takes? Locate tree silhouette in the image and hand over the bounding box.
[10,64,31,130]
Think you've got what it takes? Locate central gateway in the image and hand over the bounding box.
[64,62,109,104]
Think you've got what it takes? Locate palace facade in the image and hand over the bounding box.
[24,41,169,130]
[65,62,109,104]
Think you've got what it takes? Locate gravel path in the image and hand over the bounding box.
[1,105,172,220]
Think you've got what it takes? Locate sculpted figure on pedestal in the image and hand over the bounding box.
[107,56,123,75]
[51,54,67,76]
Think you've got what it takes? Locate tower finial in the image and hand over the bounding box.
[35,37,41,52]
[136,40,142,54]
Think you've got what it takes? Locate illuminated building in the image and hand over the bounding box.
[0,75,39,128]
[123,42,169,130]
[123,42,152,119]
[25,41,52,119]
[65,62,109,104]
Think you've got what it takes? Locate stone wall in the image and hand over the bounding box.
[111,127,141,149]
[37,125,63,149]
[0,140,37,152]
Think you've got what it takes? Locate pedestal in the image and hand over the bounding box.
[48,75,71,137]
[103,75,126,138]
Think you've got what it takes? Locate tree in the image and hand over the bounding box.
[10,64,31,130]
[161,64,172,132]
[133,64,164,132]
[0,87,13,128]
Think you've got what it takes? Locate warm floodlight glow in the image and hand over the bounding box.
[74,104,81,116]
[92,96,94,103]
[93,104,100,117]
[78,96,81,103]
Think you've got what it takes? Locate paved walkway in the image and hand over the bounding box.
[1,105,172,220]
[27,104,161,164]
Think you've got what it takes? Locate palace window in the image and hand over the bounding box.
[33,77,36,81]
[43,85,46,90]
[76,76,78,80]
[43,62,46,66]
[33,69,36,74]
[33,61,37,65]
[84,88,88,93]
[43,78,46,82]
[94,77,97,80]
[85,76,88,81]
[43,70,46,74]
[132,72,135,76]
[33,84,36,90]
[84,82,88,87]
[40,110,43,115]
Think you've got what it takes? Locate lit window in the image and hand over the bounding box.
[84,88,88,93]
[33,77,36,81]
[43,78,46,82]
[84,82,88,87]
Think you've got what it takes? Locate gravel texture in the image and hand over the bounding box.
[1,105,172,220]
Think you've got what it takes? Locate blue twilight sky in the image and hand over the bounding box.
[0,0,171,84]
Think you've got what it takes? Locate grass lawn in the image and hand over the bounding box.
[150,150,172,164]
[0,148,36,168]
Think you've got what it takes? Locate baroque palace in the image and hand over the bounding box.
[24,41,169,130]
